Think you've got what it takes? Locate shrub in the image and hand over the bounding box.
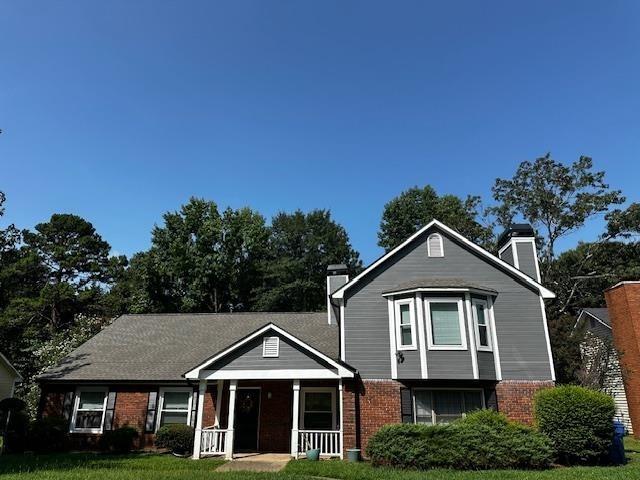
[99,426,139,453]
[0,398,29,454]
[28,416,70,453]
[534,385,615,465]
[366,410,553,470]
[155,424,194,455]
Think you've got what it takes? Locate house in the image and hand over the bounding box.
[0,352,22,400]
[574,307,632,433]
[38,220,556,459]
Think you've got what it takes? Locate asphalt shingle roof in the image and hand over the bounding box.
[382,278,498,295]
[39,312,336,382]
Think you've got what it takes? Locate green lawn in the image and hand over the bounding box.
[1,438,639,480]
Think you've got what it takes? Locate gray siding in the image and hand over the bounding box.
[209,333,335,372]
[477,351,496,380]
[516,242,539,280]
[500,244,514,267]
[397,350,422,378]
[343,227,553,381]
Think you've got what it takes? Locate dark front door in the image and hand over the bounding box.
[234,388,261,451]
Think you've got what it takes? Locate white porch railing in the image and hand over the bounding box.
[298,430,341,457]
[200,427,228,456]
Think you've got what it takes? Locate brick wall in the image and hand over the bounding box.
[606,282,640,438]
[495,380,554,425]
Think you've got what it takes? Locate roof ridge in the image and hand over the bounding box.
[122,311,325,316]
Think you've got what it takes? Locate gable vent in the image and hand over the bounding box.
[262,336,280,358]
[427,233,444,257]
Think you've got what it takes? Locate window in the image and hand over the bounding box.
[413,390,484,425]
[472,299,492,351]
[301,388,336,430]
[157,388,192,430]
[263,336,280,357]
[427,233,444,257]
[425,298,467,350]
[70,388,107,433]
[395,299,416,350]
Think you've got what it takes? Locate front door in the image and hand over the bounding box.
[234,388,261,451]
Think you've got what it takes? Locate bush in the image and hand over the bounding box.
[155,424,194,455]
[99,426,139,453]
[366,410,553,470]
[28,416,70,453]
[534,385,615,465]
[0,398,29,454]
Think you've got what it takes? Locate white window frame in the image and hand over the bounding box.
[156,387,193,432]
[412,388,485,425]
[424,297,467,350]
[472,298,492,352]
[394,298,417,351]
[70,386,108,434]
[300,387,337,430]
[427,233,444,257]
[262,336,280,358]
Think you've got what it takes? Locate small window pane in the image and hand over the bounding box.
[163,392,189,410]
[75,411,103,429]
[304,412,333,430]
[430,303,462,345]
[478,325,489,347]
[464,391,483,412]
[400,325,413,346]
[305,392,332,411]
[399,304,411,325]
[160,411,189,426]
[414,391,433,424]
[476,305,486,325]
[78,391,105,410]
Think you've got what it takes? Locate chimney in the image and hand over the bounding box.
[327,264,349,325]
[605,281,640,437]
[497,224,540,282]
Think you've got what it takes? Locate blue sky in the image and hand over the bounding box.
[1,1,639,264]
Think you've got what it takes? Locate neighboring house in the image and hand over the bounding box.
[0,352,22,400]
[38,220,556,459]
[574,307,632,433]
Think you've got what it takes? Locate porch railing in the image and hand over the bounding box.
[200,427,228,456]
[298,430,341,457]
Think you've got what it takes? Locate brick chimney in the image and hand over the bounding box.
[605,281,640,438]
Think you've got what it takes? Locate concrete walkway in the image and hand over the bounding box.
[215,453,291,472]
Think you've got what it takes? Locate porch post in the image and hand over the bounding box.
[291,379,301,458]
[214,379,223,427]
[225,380,237,460]
[192,379,207,459]
[339,379,344,459]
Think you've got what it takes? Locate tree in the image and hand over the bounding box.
[490,154,624,278]
[378,186,493,252]
[254,210,362,312]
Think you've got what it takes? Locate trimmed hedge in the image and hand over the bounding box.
[27,416,70,453]
[534,385,615,465]
[366,410,553,470]
[100,426,138,453]
[155,424,194,455]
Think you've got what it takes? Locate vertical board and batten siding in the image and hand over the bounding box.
[207,333,336,372]
[0,361,17,399]
[515,242,538,280]
[343,227,553,381]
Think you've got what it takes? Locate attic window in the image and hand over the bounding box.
[263,336,280,358]
[427,234,444,257]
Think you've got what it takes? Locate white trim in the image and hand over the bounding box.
[338,380,344,459]
[387,297,398,379]
[200,369,342,380]
[487,296,502,380]
[574,310,612,332]
[192,379,207,459]
[331,220,555,300]
[499,238,542,282]
[184,323,354,379]
[0,352,22,381]
[156,387,194,432]
[214,380,223,427]
[300,387,337,431]
[382,286,498,298]
[464,293,479,379]
[340,302,346,361]
[226,380,237,460]
[427,233,444,257]
[327,278,332,325]
[471,298,492,352]
[415,292,428,379]
[292,380,300,457]
[262,336,280,358]
[69,386,108,434]
[424,297,467,351]
[394,298,417,351]
[539,296,556,381]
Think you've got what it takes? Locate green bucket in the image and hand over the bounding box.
[306,448,321,461]
[346,448,361,462]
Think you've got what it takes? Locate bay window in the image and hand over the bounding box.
[472,299,492,351]
[425,298,467,350]
[395,298,416,350]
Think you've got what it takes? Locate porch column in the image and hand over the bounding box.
[192,379,207,459]
[339,379,344,459]
[291,379,301,458]
[214,379,223,427]
[225,380,237,460]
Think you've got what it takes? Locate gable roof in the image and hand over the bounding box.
[0,352,22,381]
[331,219,556,300]
[38,312,339,382]
[576,308,611,330]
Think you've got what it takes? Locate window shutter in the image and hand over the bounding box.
[262,336,280,357]
[400,388,413,423]
[190,387,198,428]
[103,391,117,431]
[145,391,159,433]
[62,391,75,423]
